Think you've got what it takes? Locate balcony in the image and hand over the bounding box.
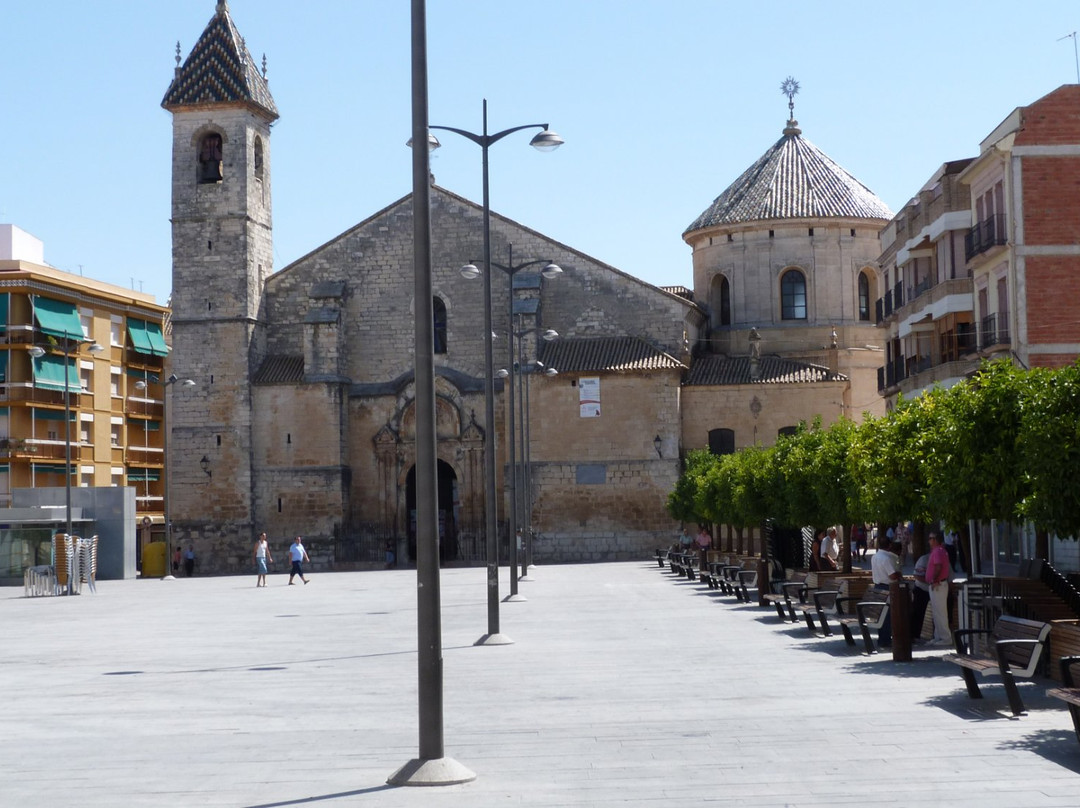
[940,325,977,363]
[980,313,1011,350]
[965,214,1007,261]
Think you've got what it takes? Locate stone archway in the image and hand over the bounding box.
[404,459,460,563]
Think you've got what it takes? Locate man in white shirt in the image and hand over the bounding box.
[870,539,903,647]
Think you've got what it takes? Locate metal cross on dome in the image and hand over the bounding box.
[780,76,800,118]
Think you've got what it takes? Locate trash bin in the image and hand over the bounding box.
[142,541,166,578]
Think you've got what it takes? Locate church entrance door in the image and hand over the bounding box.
[405,459,459,564]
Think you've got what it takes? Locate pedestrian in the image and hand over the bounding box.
[288,536,310,585]
[944,529,961,573]
[926,532,953,646]
[253,532,273,587]
[870,539,903,648]
[820,526,839,570]
[172,546,182,574]
[183,546,196,577]
[695,525,711,570]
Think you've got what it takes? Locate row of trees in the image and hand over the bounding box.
[666,359,1080,564]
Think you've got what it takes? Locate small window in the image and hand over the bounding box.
[79,308,92,340]
[110,423,122,446]
[708,428,735,455]
[726,233,733,243]
[778,426,798,438]
[79,366,92,393]
[198,133,223,184]
[769,230,775,238]
[253,136,264,180]
[110,367,121,397]
[719,276,731,327]
[110,317,123,346]
[858,272,871,321]
[808,228,814,237]
[433,297,447,354]
[780,269,807,320]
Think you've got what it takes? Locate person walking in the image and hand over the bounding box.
[926,532,953,646]
[253,532,273,588]
[288,536,310,585]
[183,546,196,577]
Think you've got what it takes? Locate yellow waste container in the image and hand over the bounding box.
[142,541,166,578]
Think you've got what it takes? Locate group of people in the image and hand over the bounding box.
[171,545,197,577]
[253,533,311,587]
[871,530,954,648]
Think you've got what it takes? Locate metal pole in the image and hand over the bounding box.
[515,316,531,582]
[475,101,513,642]
[64,335,73,595]
[163,378,176,581]
[505,248,523,600]
[523,359,534,570]
[388,0,474,786]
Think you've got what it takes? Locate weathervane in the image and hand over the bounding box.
[780,76,800,119]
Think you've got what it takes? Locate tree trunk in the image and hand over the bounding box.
[1035,528,1050,562]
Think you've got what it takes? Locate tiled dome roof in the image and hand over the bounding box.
[161,0,278,120]
[685,120,891,234]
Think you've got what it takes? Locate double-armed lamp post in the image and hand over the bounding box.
[422,100,562,640]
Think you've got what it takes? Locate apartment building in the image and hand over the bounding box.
[0,225,170,544]
[877,83,1080,405]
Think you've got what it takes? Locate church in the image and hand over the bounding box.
[163,3,890,572]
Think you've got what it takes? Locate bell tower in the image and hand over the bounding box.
[162,0,278,558]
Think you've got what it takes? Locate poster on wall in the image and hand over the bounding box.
[579,376,600,417]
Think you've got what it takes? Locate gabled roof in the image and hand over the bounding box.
[684,355,846,386]
[540,337,685,374]
[685,120,891,234]
[161,0,278,120]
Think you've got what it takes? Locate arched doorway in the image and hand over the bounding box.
[405,459,460,563]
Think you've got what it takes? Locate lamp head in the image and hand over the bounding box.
[541,263,563,280]
[459,263,480,280]
[135,380,147,391]
[496,369,509,379]
[542,329,559,342]
[544,367,558,377]
[406,132,441,152]
[28,346,45,359]
[529,128,564,153]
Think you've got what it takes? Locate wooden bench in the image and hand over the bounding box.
[791,579,850,635]
[943,615,1052,716]
[762,571,809,622]
[1047,656,1080,747]
[836,589,889,655]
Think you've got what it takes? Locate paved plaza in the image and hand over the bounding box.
[3,560,1080,807]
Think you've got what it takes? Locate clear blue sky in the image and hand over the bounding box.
[2,1,1078,305]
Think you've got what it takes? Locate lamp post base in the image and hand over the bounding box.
[503,593,527,603]
[518,573,534,582]
[162,574,176,581]
[474,632,514,646]
[387,757,476,787]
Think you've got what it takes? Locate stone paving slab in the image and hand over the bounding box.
[2,561,1079,807]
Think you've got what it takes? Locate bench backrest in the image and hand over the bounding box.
[858,590,889,628]
[992,615,1051,675]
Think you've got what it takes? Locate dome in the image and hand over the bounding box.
[685,120,892,234]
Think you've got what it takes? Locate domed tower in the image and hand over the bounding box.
[161,0,278,555]
[683,80,891,419]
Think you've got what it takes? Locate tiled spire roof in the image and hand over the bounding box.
[161,0,278,120]
[684,354,847,386]
[685,120,891,233]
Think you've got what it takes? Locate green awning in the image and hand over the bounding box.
[33,297,83,339]
[0,350,7,384]
[144,321,169,356]
[126,468,161,482]
[0,293,8,332]
[33,407,74,422]
[31,463,69,475]
[128,319,168,357]
[32,355,79,392]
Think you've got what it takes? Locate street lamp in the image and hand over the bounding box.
[516,349,558,575]
[29,334,105,595]
[462,248,562,600]
[433,99,562,641]
[136,374,195,580]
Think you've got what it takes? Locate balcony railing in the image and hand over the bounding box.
[964,213,1007,261]
[980,313,1011,350]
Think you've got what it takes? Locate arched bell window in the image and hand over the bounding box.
[433,297,447,354]
[198,133,223,184]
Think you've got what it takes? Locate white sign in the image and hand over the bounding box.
[579,376,600,417]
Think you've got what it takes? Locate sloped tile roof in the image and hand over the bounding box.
[684,354,847,386]
[685,121,891,233]
[253,354,303,384]
[161,1,278,120]
[539,337,685,373]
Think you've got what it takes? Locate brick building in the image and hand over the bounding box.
[163,4,895,570]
